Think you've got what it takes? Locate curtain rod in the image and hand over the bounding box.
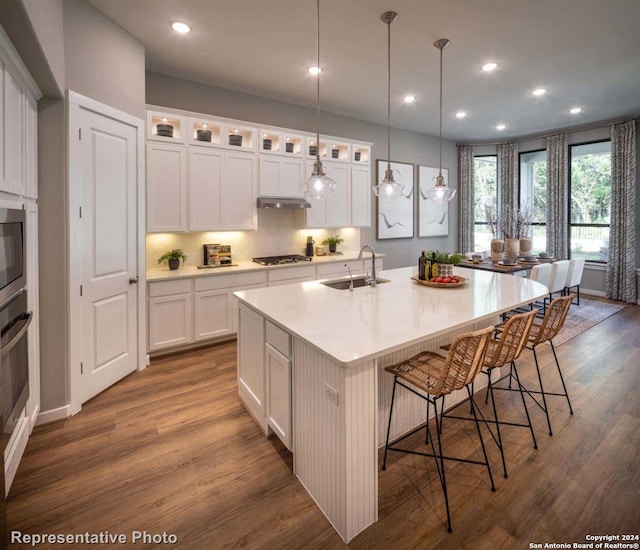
[456,116,637,147]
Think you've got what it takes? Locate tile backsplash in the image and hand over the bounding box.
[146,208,362,269]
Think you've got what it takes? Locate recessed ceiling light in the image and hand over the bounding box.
[482,62,497,72]
[308,66,322,75]
[171,21,191,34]
[455,111,466,119]
[403,95,416,103]
[570,107,582,114]
[532,88,547,96]
[496,124,506,130]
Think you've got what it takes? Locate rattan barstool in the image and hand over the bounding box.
[441,310,539,479]
[493,294,574,436]
[381,326,494,534]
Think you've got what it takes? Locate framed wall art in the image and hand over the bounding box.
[418,165,449,237]
[376,160,414,239]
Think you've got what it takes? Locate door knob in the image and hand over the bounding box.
[129,276,139,284]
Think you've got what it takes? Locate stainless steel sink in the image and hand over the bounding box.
[321,276,390,290]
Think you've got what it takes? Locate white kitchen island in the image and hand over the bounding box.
[234,265,547,543]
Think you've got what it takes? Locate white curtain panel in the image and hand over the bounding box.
[497,142,519,238]
[546,134,569,259]
[458,145,475,252]
[606,120,637,303]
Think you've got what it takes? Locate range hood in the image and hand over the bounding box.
[257,197,311,209]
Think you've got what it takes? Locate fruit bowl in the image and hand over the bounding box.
[411,275,468,288]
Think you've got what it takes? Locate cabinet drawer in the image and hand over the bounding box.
[148,279,192,297]
[268,265,316,283]
[194,270,267,292]
[266,321,291,357]
[316,260,363,277]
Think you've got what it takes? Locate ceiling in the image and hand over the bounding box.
[87,0,640,142]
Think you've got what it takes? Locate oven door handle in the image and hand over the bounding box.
[1,311,32,356]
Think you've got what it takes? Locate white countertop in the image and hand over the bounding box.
[146,252,380,282]
[234,266,548,367]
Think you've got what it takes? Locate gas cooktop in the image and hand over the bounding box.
[252,255,313,266]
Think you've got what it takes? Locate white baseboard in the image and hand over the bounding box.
[581,288,606,298]
[4,413,30,496]
[36,404,71,426]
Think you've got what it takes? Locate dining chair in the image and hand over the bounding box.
[382,326,495,533]
[547,260,571,304]
[441,310,539,479]
[564,258,585,305]
[528,262,553,313]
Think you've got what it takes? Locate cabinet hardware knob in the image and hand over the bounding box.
[129,276,139,284]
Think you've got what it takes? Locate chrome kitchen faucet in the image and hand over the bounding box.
[358,245,377,286]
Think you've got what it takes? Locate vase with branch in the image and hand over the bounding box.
[485,202,504,262]
[499,204,534,261]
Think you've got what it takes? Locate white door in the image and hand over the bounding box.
[222,152,257,229]
[77,107,139,403]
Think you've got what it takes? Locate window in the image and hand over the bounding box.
[569,141,611,262]
[519,150,547,253]
[473,156,497,252]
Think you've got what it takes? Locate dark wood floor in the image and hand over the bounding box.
[7,298,640,549]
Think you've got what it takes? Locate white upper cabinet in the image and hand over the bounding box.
[187,116,258,153]
[351,144,371,165]
[146,110,187,144]
[1,68,25,196]
[146,106,373,230]
[24,95,37,199]
[258,129,304,157]
[325,162,350,228]
[189,148,223,230]
[350,165,371,227]
[146,143,188,232]
[0,28,41,200]
[259,156,304,198]
[223,152,257,229]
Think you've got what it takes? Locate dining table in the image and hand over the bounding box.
[459,256,556,274]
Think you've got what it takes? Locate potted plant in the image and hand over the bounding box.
[321,235,344,253]
[158,249,187,270]
[428,250,465,278]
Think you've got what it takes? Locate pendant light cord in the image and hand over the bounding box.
[387,18,391,171]
[315,0,320,160]
[438,45,443,177]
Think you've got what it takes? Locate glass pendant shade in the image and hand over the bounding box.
[373,166,404,198]
[426,173,456,204]
[304,159,336,199]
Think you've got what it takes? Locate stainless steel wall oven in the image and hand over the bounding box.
[0,207,30,450]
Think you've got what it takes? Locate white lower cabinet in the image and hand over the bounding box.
[194,289,233,340]
[237,304,293,449]
[148,279,194,350]
[237,303,267,431]
[267,264,316,286]
[148,271,267,353]
[266,343,292,450]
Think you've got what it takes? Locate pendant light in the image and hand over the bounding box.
[372,11,405,199]
[303,0,336,200]
[425,38,456,204]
